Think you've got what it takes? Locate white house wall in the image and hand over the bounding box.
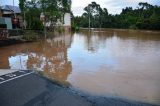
[4,18,12,29]
[3,11,13,15]
[64,13,71,27]
[45,13,71,28]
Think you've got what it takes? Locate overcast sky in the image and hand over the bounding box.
[1,0,160,16]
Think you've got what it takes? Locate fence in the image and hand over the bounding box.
[0,29,9,40]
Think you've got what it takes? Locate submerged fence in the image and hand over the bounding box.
[0,29,9,40]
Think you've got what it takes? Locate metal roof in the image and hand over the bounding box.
[1,5,21,14]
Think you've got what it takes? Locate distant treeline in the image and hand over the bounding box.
[72,2,160,30]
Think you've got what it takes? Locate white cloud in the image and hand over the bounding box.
[1,0,160,16]
[72,0,160,16]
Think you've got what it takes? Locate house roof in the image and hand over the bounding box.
[1,5,21,14]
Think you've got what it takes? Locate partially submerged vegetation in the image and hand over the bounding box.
[73,2,160,30]
[22,30,39,41]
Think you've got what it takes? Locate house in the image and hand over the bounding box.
[46,13,71,31]
[0,17,12,29]
[0,6,9,29]
[0,7,2,17]
[63,13,71,30]
[0,5,23,29]
[1,5,21,17]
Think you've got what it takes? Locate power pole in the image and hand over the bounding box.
[40,12,46,39]
[88,6,91,30]
[13,0,16,18]
[13,0,14,7]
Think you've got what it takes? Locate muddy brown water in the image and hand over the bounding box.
[0,29,160,105]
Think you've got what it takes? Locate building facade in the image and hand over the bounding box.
[45,12,71,31]
[0,5,22,29]
[0,8,2,17]
[63,13,71,30]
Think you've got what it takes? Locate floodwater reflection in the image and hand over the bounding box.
[0,29,160,105]
[0,32,73,85]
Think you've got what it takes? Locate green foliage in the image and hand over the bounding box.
[22,30,39,41]
[73,2,160,30]
[19,0,71,30]
[8,29,24,36]
[55,26,65,33]
[25,5,42,30]
[19,0,25,12]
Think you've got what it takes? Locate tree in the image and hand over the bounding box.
[19,0,27,28]
[83,2,105,28]
[19,0,71,30]
[73,1,160,30]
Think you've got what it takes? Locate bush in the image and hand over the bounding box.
[55,26,64,33]
[7,29,24,36]
[129,25,137,29]
[30,19,44,30]
[22,30,39,41]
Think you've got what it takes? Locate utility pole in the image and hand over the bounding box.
[99,6,101,30]
[40,0,47,39]
[44,18,46,39]
[23,1,26,29]
[24,11,26,29]
[13,0,16,18]
[88,6,91,30]
[40,12,46,39]
[13,0,14,7]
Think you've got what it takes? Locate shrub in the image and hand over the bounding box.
[22,30,39,41]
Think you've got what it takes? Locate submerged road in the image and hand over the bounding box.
[0,70,158,106]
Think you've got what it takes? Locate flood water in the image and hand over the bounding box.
[0,29,160,105]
